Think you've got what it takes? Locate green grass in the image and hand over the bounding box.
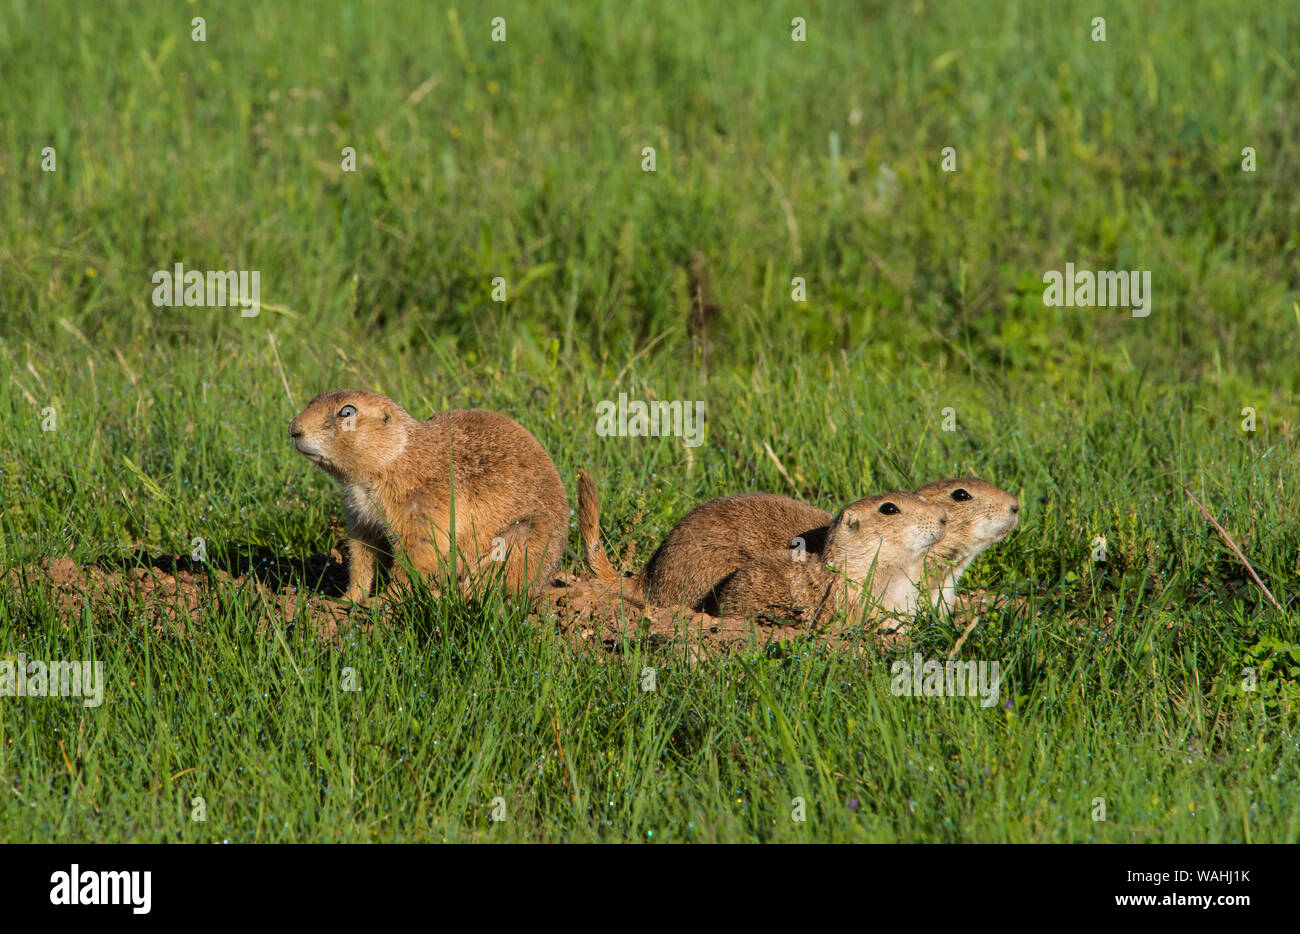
[0,0,1298,842]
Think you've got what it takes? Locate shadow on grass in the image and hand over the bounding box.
[96,545,351,598]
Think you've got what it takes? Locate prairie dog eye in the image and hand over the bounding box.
[338,405,357,419]
[951,488,972,502]
[878,502,900,515]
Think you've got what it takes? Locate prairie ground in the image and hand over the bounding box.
[0,0,1297,842]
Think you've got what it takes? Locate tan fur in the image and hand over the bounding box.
[577,471,832,610]
[577,468,628,590]
[289,390,569,600]
[712,493,948,627]
[578,469,1019,618]
[913,477,1020,613]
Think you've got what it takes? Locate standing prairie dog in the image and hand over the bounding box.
[711,493,948,626]
[289,390,569,600]
[578,469,832,609]
[913,478,1019,613]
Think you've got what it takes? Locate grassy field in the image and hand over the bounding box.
[1,0,1298,842]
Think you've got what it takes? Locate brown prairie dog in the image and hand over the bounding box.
[913,478,1020,613]
[578,470,832,610]
[711,493,948,626]
[289,390,569,600]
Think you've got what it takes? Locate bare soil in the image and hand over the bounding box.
[3,554,1017,655]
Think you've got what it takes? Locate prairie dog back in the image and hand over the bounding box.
[640,493,834,609]
[577,474,832,610]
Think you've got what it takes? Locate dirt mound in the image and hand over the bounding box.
[540,575,1026,657]
[541,571,810,657]
[3,554,359,642]
[3,555,1018,655]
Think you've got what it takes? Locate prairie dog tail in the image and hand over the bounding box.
[577,468,623,585]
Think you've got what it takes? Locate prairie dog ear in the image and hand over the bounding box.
[382,406,392,424]
[844,513,861,531]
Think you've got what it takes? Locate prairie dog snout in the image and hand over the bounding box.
[914,477,1020,613]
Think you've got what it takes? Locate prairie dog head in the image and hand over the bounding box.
[288,389,413,483]
[824,492,948,582]
[914,477,1019,565]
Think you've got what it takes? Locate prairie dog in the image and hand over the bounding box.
[711,493,948,626]
[289,390,569,600]
[913,478,1019,613]
[578,470,831,609]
